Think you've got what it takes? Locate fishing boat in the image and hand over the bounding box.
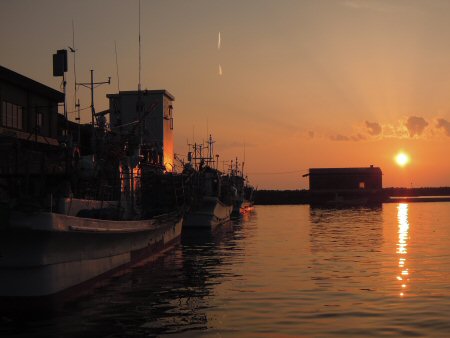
[182,135,235,229]
[0,134,185,299]
[1,206,182,297]
[0,126,183,298]
[0,62,184,297]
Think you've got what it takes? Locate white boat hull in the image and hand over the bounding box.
[183,197,232,229]
[0,211,182,297]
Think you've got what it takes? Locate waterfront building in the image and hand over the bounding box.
[0,65,63,146]
[305,166,383,205]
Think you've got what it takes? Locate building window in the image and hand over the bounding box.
[1,101,6,126]
[18,106,22,129]
[7,102,12,127]
[1,100,24,130]
[37,112,43,128]
[168,105,173,130]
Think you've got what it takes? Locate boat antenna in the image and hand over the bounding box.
[69,19,77,113]
[136,0,144,146]
[114,40,120,92]
[138,0,141,92]
[76,70,110,126]
[207,134,215,166]
[242,142,246,176]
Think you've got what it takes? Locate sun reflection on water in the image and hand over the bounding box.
[396,203,410,297]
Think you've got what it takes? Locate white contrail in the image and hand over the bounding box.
[218,32,222,76]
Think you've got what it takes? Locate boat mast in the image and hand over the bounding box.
[70,20,79,143]
[76,70,110,126]
[242,143,246,178]
[137,0,144,147]
[207,134,215,167]
[114,41,120,92]
[138,0,141,93]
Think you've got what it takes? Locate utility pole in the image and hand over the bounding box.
[76,70,110,126]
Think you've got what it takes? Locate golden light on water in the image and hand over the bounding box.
[395,152,410,167]
[396,203,410,297]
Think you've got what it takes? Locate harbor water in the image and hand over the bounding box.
[3,203,450,337]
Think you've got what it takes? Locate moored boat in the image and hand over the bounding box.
[183,166,234,229]
[0,63,185,298]
[183,195,233,229]
[182,135,235,229]
[0,206,182,297]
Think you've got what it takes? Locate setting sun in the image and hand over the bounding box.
[395,152,410,167]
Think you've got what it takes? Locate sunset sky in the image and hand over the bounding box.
[1,0,450,189]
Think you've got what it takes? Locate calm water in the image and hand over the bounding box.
[3,203,450,337]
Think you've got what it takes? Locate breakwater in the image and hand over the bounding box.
[254,187,450,205]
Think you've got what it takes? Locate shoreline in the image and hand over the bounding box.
[254,187,450,205]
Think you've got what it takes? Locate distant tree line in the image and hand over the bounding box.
[254,187,450,205]
[383,187,450,197]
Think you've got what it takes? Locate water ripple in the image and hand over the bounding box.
[3,204,450,337]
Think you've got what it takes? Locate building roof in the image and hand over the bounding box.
[0,126,59,146]
[309,167,382,175]
[0,65,64,102]
[107,89,175,101]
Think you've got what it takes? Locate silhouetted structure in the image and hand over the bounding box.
[0,65,64,144]
[107,90,175,171]
[305,166,383,205]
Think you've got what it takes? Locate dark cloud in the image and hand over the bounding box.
[405,116,428,137]
[351,133,366,141]
[219,141,255,150]
[330,134,350,141]
[437,118,450,136]
[365,121,382,136]
[330,132,366,141]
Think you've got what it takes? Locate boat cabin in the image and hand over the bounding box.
[107,90,175,171]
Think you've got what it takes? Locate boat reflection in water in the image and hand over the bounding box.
[396,203,410,297]
[121,220,247,335]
